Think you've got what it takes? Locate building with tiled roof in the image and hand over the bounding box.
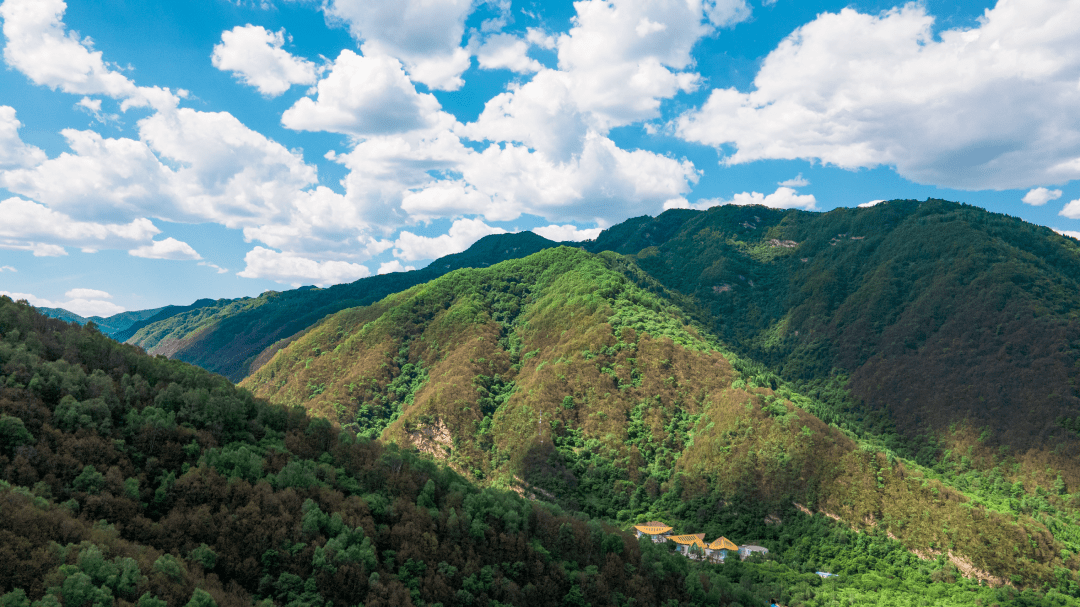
[705,537,738,562]
[632,521,672,542]
[668,533,707,559]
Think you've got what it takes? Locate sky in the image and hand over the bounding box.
[1,0,1079,317]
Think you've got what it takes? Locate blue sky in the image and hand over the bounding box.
[1,0,1079,317]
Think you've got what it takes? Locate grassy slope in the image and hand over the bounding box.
[241,247,1074,587]
[126,233,558,382]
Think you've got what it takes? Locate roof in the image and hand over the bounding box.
[668,533,706,548]
[739,544,768,552]
[708,537,738,551]
[633,523,672,535]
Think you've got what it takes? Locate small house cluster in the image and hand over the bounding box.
[632,521,768,563]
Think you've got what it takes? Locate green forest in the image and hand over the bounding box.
[8,200,1080,606]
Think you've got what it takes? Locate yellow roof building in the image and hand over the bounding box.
[668,533,707,549]
[708,537,738,551]
[633,521,673,535]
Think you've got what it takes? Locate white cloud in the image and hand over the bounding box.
[1060,199,1080,219]
[65,288,110,300]
[282,50,451,138]
[1022,187,1063,206]
[129,237,202,260]
[0,265,15,272]
[377,260,415,274]
[212,25,319,97]
[1053,228,1080,240]
[554,0,750,130]
[138,107,319,226]
[526,27,556,50]
[858,199,886,208]
[334,129,697,228]
[778,173,809,187]
[198,261,228,274]
[676,0,1080,190]
[457,132,699,223]
[533,224,603,241]
[0,0,179,110]
[393,218,506,262]
[0,106,46,169]
[322,0,474,91]
[0,197,160,254]
[667,186,816,211]
[0,241,67,257]
[476,33,543,73]
[1,128,179,222]
[0,290,125,317]
[237,246,372,287]
[457,69,590,162]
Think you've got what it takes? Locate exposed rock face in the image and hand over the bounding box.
[408,418,453,460]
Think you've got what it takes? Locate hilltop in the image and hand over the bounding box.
[124,232,559,381]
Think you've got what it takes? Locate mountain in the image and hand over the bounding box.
[1,295,753,607]
[578,200,1080,480]
[125,232,560,382]
[34,306,171,338]
[240,245,1079,595]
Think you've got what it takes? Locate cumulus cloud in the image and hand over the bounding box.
[0,106,46,169]
[1053,228,1080,240]
[1,128,179,222]
[858,199,886,208]
[393,218,506,262]
[476,33,544,73]
[1060,199,1080,219]
[0,289,125,317]
[282,50,452,138]
[322,0,474,90]
[212,25,319,96]
[666,186,816,211]
[377,260,415,274]
[0,0,179,110]
[532,224,603,241]
[456,132,698,223]
[129,237,202,260]
[457,70,590,161]
[0,265,15,272]
[1022,187,1063,206]
[677,0,1080,190]
[237,246,372,287]
[554,0,750,130]
[0,197,160,255]
[778,173,809,187]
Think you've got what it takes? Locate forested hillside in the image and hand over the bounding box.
[241,247,1080,601]
[2,295,768,607]
[125,233,558,382]
[579,200,1080,486]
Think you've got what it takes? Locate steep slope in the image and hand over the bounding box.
[0,295,740,607]
[126,232,560,381]
[241,247,1078,588]
[583,200,1080,476]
